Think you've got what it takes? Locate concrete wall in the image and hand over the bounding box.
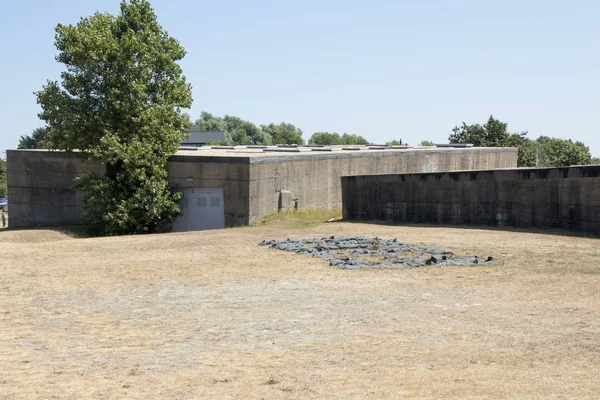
[249,148,517,222]
[6,150,103,227]
[7,151,251,228]
[342,165,600,234]
[7,147,517,228]
[167,155,250,227]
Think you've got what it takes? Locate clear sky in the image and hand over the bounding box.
[1,0,599,156]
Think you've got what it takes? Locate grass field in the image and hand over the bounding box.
[1,219,599,399]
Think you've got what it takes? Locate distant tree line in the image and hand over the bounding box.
[18,113,598,168]
[309,132,369,146]
[449,115,594,168]
[21,112,375,149]
[194,112,372,146]
[193,112,287,145]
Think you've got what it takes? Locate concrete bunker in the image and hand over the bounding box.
[6,146,518,230]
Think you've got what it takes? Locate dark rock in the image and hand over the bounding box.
[425,256,438,265]
[258,236,496,269]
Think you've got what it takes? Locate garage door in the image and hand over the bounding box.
[172,188,225,232]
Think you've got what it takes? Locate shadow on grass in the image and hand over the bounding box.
[338,218,600,239]
[0,224,92,238]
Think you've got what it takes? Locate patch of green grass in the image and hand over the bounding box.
[254,207,342,228]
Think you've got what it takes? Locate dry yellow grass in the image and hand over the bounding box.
[1,221,599,399]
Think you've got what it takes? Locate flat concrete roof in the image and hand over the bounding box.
[174,146,516,157]
[8,147,518,164]
[171,146,517,164]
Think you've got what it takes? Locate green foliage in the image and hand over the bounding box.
[449,115,592,168]
[309,132,370,145]
[74,162,183,235]
[206,139,223,146]
[195,112,272,145]
[507,135,537,167]
[340,133,369,145]
[449,115,518,147]
[0,157,6,197]
[309,132,342,145]
[228,129,250,145]
[419,140,434,146]
[450,115,535,164]
[195,112,226,132]
[592,157,600,165]
[36,0,192,236]
[194,112,231,143]
[261,122,304,145]
[18,126,52,149]
[196,112,377,147]
[224,115,271,145]
[535,136,592,167]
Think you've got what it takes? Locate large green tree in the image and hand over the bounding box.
[36,0,192,235]
[194,111,226,132]
[309,132,342,145]
[506,135,537,167]
[449,115,536,167]
[18,126,52,149]
[536,136,592,167]
[261,122,304,145]
[340,133,369,145]
[224,115,271,145]
[449,115,526,148]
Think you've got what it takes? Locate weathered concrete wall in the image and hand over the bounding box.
[167,155,250,227]
[249,148,517,222]
[7,151,251,228]
[7,150,103,227]
[342,165,600,234]
[7,147,517,228]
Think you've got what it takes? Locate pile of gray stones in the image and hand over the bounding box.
[258,236,496,269]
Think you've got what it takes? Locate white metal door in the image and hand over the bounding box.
[172,188,225,232]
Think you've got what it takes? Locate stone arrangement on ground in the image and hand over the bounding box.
[258,236,496,269]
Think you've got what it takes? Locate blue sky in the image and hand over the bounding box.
[1,0,599,156]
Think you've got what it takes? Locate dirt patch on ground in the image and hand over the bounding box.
[1,223,599,399]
